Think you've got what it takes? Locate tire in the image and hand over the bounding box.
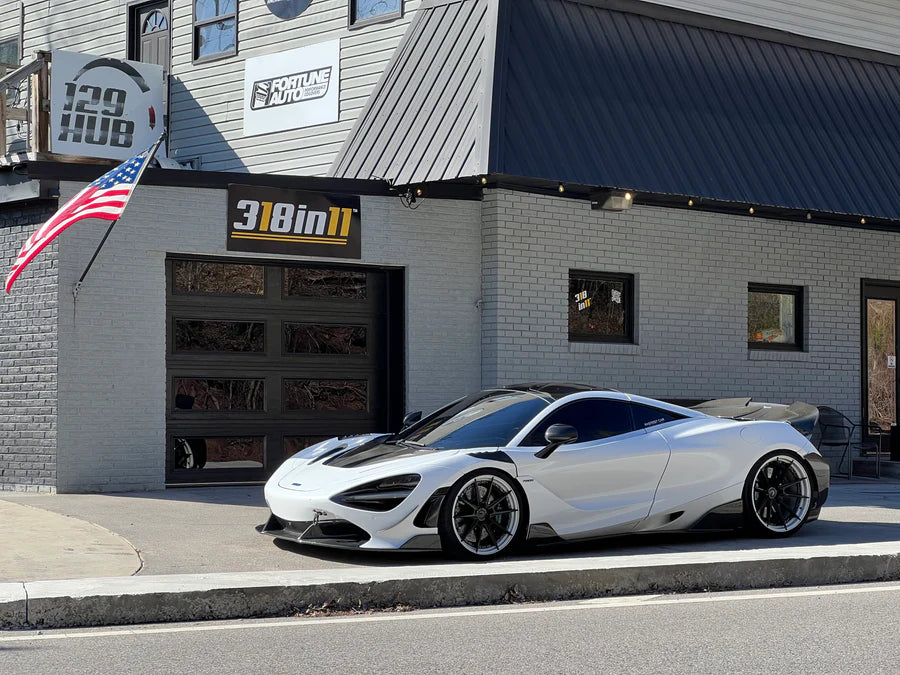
[438,468,528,560]
[743,451,814,537]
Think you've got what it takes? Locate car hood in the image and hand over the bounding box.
[276,434,461,492]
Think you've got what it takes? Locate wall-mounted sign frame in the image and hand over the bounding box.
[242,40,340,137]
[50,50,165,160]
[227,184,362,259]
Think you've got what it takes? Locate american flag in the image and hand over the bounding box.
[5,140,162,294]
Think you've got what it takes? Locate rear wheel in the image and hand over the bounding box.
[743,451,813,537]
[438,469,527,560]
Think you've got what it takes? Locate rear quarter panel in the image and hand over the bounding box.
[649,418,815,517]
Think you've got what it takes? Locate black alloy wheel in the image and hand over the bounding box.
[438,469,528,560]
[743,451,814,537]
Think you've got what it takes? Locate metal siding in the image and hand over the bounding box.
[2,0,423,175]
[21,0,127,58]
[641,0,900,57]
[329,0,489,183]
[168,0,424,175]
[494,0,900,219]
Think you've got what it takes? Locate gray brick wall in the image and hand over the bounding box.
[0,199,60,493]
[359,196,483,414]
[54,183,481,492]
[482,189,900,466]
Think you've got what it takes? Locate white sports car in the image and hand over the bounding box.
[261,384,830,559]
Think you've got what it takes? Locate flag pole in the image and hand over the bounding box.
[72,132,167,304]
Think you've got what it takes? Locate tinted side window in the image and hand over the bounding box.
[521,399,635,446]
[631,404,684,430]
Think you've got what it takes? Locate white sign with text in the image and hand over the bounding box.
[243,40,340,137]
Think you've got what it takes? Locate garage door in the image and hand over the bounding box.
[165,256,404,485]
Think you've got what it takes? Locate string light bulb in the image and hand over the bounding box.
[806,212,812,220]
[861,217,867,225]
[687,199,694,207]
[558,184,566,193]
[480,176,487,185]
[749,207,755,215]
[416,188,423,198]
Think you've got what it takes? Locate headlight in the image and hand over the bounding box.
[331,474,421,512]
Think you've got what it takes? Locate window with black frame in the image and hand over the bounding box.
[193,0,237,61]
[568,271,634,343]
[350,0,402,27]
[747,283,803,350]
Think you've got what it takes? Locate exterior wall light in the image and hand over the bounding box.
[590,190,635,212]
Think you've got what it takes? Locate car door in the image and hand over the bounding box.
[509,398,671,537]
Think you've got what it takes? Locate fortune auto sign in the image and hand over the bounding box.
[50,51,165,161]
[227,184,362,259]
[243,40,340,137]
[250,66,333,110]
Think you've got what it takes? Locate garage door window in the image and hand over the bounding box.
[284,268,366,299]
[175,378,266,411]
[175,320,265,352]
[173,260,265,295]
[283,324,367,355]
[283,379,368,411]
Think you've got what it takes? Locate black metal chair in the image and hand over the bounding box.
[815,406,857,476]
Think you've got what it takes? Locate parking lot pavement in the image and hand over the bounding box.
[2,480,900,582]
[0,500,140,583]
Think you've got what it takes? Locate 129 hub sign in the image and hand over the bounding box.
[227,184,362,259]
[50,50,164,161]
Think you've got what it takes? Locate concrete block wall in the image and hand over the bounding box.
[0,199,60,493]
[482,189,900,465]
[55,183,481,492]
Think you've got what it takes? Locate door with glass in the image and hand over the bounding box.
[863,281,900,456]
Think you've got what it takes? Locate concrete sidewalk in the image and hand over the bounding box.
[2,481,900,629]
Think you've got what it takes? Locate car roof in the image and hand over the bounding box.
[501,383,704,418]
[504,382,607,399]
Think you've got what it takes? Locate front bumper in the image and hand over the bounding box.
[258,512,442,552]
[258,513,371,549]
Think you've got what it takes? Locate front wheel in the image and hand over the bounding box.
[438,469,528,560]
[743,451,813,537]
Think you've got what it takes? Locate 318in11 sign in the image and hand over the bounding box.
[226,184,362,259]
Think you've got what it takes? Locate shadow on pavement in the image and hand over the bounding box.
[266,514,900,567]
[85,486,267,508]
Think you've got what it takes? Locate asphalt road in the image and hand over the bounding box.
[3,582,900,674]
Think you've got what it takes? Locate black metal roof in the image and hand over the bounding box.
[332,0,900,223]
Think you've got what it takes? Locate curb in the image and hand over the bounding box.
[3,545,900,629]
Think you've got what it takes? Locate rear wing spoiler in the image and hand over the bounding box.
[691,398,818,438]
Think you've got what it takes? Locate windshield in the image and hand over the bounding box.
[399,390,551,450]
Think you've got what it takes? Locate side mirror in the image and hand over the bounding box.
[401,411,423,429]
[535,424,578,459]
